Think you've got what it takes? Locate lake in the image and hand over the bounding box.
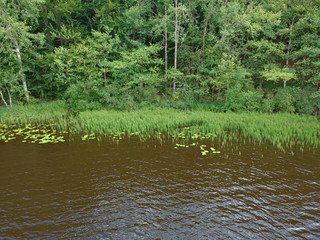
[0,137,319,239]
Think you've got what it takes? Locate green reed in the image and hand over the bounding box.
[1,103,319,149]
[0,101,67,125]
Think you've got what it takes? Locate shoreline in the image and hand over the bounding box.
[1,102,319,149]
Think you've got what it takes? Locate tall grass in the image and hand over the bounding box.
[0,101,67,125]
[1,102,319,149]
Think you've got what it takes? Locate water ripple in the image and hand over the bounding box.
[0,140,319,239]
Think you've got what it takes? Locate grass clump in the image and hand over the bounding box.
[0,101,67,125]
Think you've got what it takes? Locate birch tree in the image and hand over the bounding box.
[172,0,187,94]
[273,0,308,88]
[0,0,44,102]
[152,0,171,79]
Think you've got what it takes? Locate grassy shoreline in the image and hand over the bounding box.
[1,102,319,149]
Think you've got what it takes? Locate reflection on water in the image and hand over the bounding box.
[0,138,319,239]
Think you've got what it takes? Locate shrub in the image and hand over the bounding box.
[291,87,315,115]
[64,81,103,111]
[224,85,263,112]
[310,89,320,116]
[261,94,275,113]
[172,84,198,110]
[273,88,295,113]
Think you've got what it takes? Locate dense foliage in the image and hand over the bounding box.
[1,0,320,114]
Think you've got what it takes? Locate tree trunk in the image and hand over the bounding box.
[14,41,29,101]
[173,0,179,94]
[202,18,208,63]
[164,5,168,79]
[285,37,291,88]
[285,18,295,88]
[5,84,12,107]
[0,90,10,109]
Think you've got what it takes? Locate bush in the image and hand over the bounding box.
[206,101,227,112]
[273,88,295,113]
[310,89,320,116]
[261,94,275,113]
[224,84,263,112]
[131,85,159,106]
[172,84,198,110]
[291,87,315,115]
[71,100,102,112]
[64,81,103,111]
[17,95,40,105]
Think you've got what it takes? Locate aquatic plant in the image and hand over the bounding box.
[0,123,65,144]
[1,103,320,151]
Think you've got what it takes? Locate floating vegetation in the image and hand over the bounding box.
[0,123,65,144]
[173,138,221,156]
[81,134,89,141]
[210,147,221,154]
[198,144,221,156]
[1,102,320,151]
[81,133,96,141]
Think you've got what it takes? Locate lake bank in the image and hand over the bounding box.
[1,102,319,150]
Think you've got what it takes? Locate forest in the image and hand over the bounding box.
[1,0,320,114]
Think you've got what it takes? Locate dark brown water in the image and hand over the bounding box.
[0,138,319,239]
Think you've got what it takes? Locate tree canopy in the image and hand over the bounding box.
[1,0,320,114]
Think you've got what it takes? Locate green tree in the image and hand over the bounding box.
[42,28,119,99]
[0,0,44,102]
[107,44,163,89]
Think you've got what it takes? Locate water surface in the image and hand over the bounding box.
[0,138,319,239]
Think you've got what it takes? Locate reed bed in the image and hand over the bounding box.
[0,101,67,125]
[1,102,319,149]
